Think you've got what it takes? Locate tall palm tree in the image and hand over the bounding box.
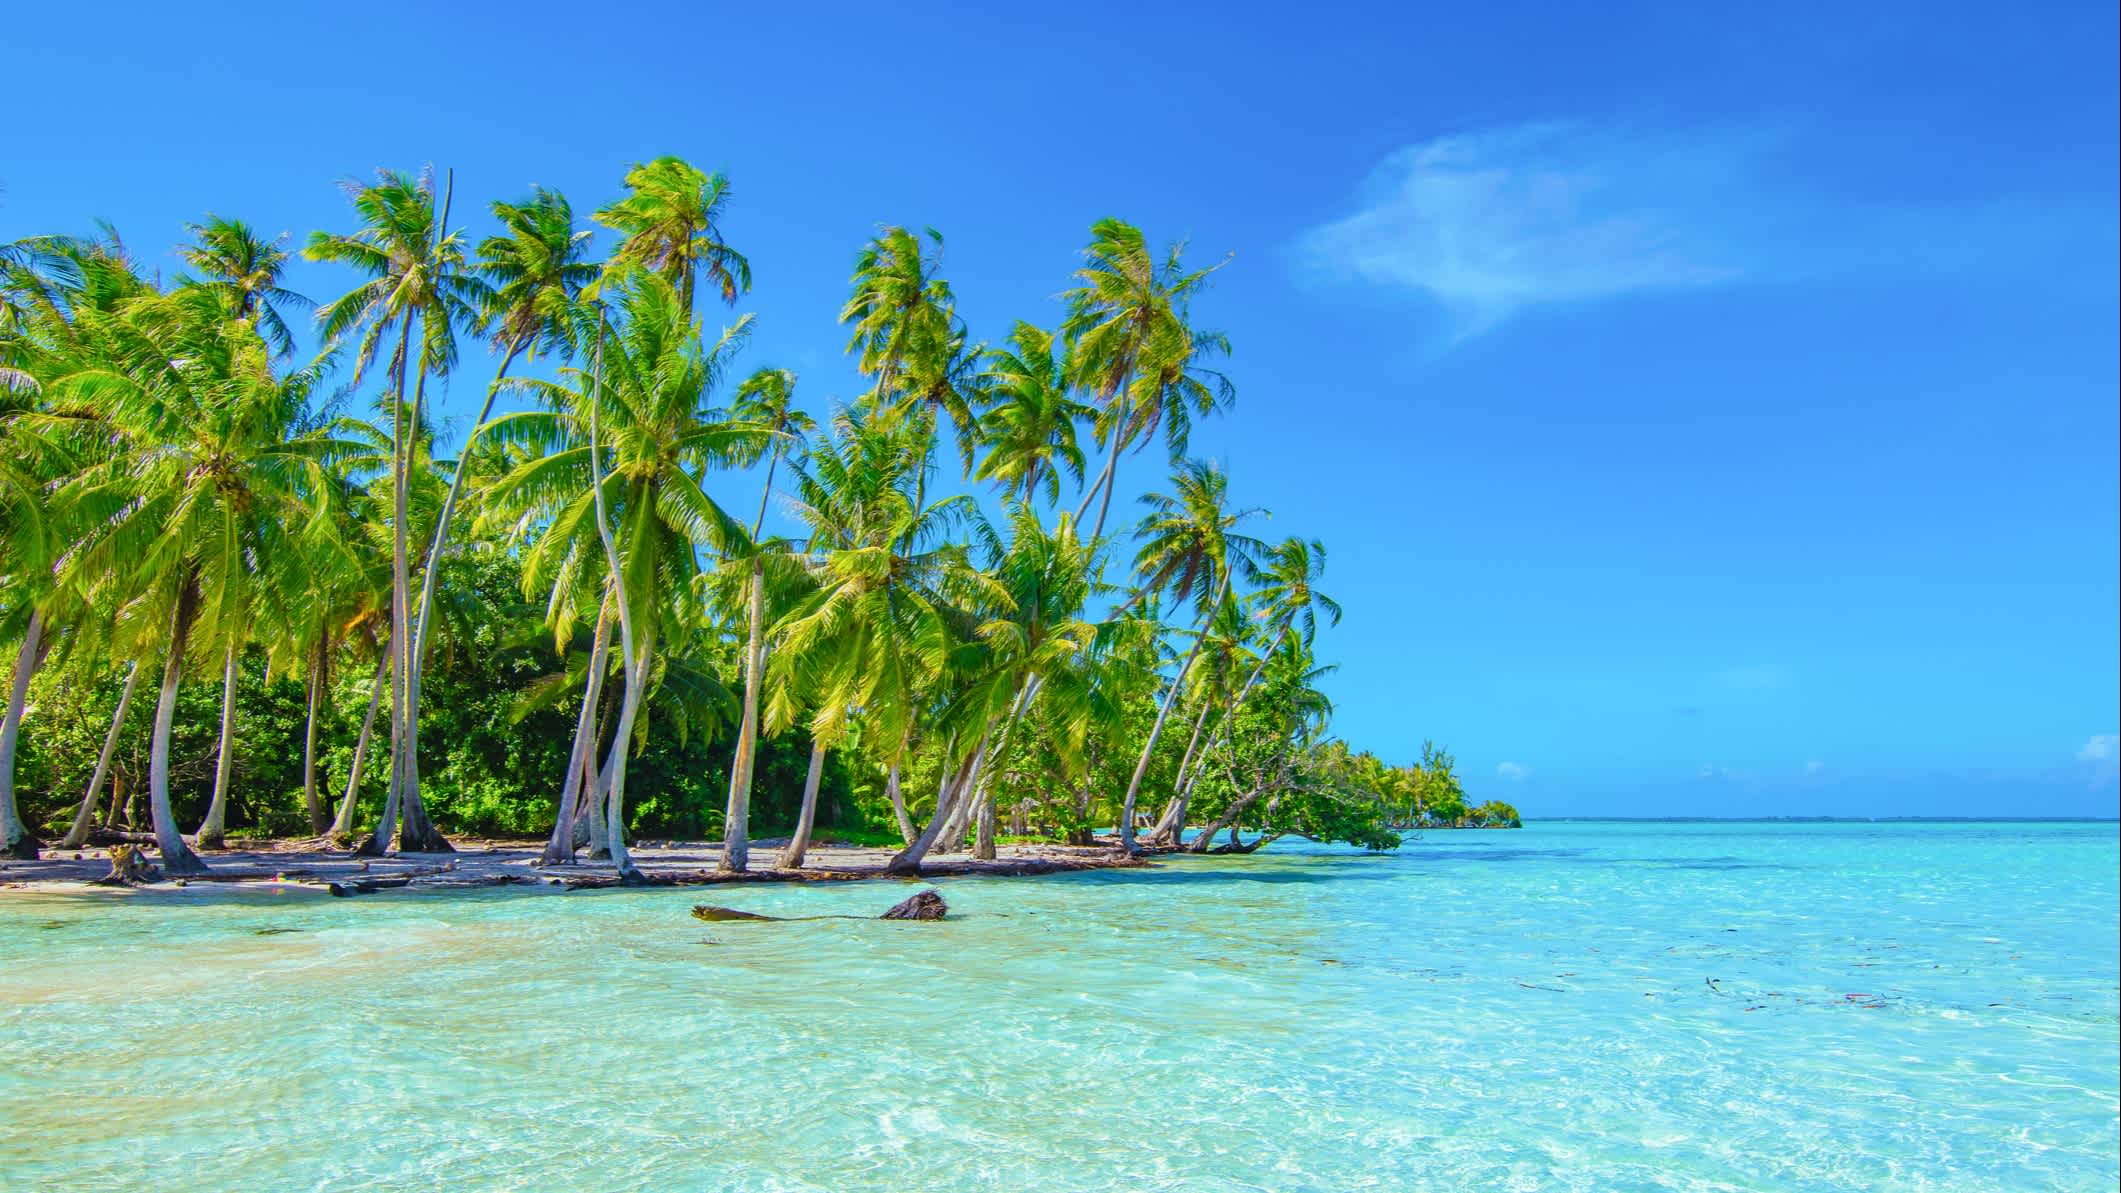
[179,216,310,358]
[306,167,480,853]
[715,366,813,871]
[975,323,1090,506]
[402,187,595,799]
[595,157,750,311]
[1114,459,1264,853]
[483,270,760,864]
[1063,219,1233,540]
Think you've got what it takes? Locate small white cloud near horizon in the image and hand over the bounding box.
[1496,761,1531,781]
[2079,734,2120,763]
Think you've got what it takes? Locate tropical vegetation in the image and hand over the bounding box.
[0,159,1519,873]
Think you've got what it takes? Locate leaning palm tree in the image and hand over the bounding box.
[1063,219,1233,539]
[595,157,750,311]
[179,215,311,357]
[1161,536,1339,843]
[1113,458,1264,853]
[767,404,988,875]
[306,167,480,853]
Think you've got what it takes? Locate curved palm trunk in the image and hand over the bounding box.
[886,736,986,877]
[330,650,389,839]
[718,558,767,871]
[301,634,329,834]
[0,610,49,859]
[542,595,612,865]
[193,642,241,850]
[1166,623,1288,846]
[400,338,523,844]
[1148,695,1215,846]
[147,624,209,875]
[775,738,827,869]
[586,310,646,884]
[59,659,141,849]
[966,676,1040,860]
[1117,579,1227,854]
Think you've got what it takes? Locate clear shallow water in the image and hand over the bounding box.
[2,821,2116,1191]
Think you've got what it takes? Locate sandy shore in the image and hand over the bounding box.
[0,837,1148,898]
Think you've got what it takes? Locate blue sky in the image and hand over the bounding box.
[6,1,2115,815]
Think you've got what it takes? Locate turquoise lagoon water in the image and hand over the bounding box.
[2,820,2116,1191]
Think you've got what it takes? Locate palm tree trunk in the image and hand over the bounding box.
[331,649,389,838]
[884,759,914,845]
[194,641,241,850]
[973,793,998,860]
[1168,622,1288,843]
[402,338,524,829]
[394,172,457,854]
[718,558,767,871]
[1149,695,1215,845]
[543,594,612,865]
[1117,579,1227,854]
[147,613,209,875]
[775,738,827,869]
[59,659,141,849]
[301,632,328,834]
[1076,429,1125,540]
[0,609,48,859]
[886,737,986,876]
[585,305,646,884]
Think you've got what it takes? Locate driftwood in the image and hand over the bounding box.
[691,889,950,924]
[880,890,948,920]
[90,844,155,887]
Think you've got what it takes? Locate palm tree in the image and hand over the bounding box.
[179,216,310,357]
[595,157,750,311]
[953,504,1102,859]
[716,367,813,871]
[975,323,1090,506]
[1161,536,1339,843]
[306,167,480,854]
[1114,459,1263,853]
[841,226,954,408]
[1063,219,1233,539]
[402,187,595,808]
[483,270,760,866]
[54,285,346,872]
[767,405,988,875]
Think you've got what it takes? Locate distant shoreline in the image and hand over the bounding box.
[1530,816,2120,824]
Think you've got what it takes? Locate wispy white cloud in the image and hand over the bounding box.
[1292,120,2097,341]
[1496,761,1531,781]
[1716,663,1794,691]
[2077,734,2119,763]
